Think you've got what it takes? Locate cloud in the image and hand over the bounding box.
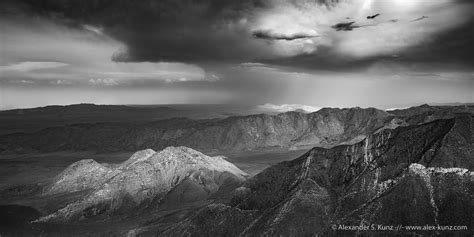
[88,78,119,86]
[385,106,409,111]
[252,29,319,41]
[1,1,471,110]
[5,0,470,70]
[207,73,221,82]
[8,79,36,85]
[0,61,68,72]
[257,103,321,113]
[8,0,277,62]
[240,62,266,67]
[98,62,209,81]
[238,62,281,72]
[83,25,104,35]
[52,79,74,85]
[0,17,216,87]
[1,0,473,74]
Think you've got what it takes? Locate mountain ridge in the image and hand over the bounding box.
[1,105,472,154]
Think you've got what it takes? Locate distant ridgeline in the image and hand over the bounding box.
[0,104,472,154]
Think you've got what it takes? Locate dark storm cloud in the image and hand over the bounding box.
[2,0,474,71]
[3,0,271,62]
[252,30,319,40]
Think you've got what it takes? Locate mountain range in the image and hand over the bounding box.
[1,104,472,154]
[0,104,472,236]
[153,116,473,236]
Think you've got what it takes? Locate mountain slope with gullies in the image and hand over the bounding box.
[0,107,391,154]
[2,105,471,155]
[34,146,247,223]
[157,116,473,236]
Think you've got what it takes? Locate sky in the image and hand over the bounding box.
[0,0,473,110]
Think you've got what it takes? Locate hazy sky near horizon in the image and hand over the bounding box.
[0,0,473,109]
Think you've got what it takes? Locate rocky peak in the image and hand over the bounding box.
[44,159,112,195]
[35,146,248,223]
[119,148,156,167]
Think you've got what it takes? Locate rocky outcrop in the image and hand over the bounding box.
[35,146,247,223]
[160,117,473,236]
